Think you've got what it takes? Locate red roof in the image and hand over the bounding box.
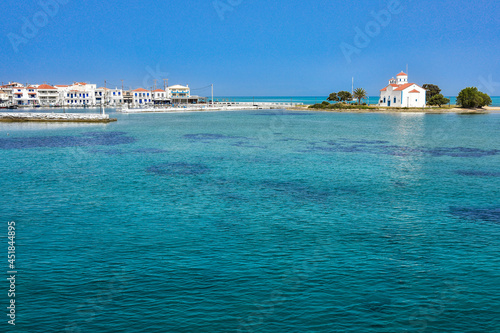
[380,87,387,91]
[409,89,420,93]
[132,88,149,92]
[153,89,165,92]
[394,83,414,91]
[38,84,56,90]
[396,72,407,76]
[25,86,37,89]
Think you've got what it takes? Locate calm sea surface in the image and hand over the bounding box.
[1,109,499,332]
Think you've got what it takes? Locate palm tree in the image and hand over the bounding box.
[353,88,367,105]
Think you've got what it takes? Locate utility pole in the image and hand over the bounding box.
[121,79,124,91]
[154,79,157,91]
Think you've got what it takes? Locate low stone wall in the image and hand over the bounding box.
[0,113,117,123]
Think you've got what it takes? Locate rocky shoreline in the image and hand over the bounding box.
[0,112,117,123]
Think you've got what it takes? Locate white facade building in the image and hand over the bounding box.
[132,88,152,106]
[96,87,123,106]
[60,82,97,107]
[36,84,59,106]
[10,86,39,106]
[379,72,426,108]
[152,89,170,105]
[169,84,190,104]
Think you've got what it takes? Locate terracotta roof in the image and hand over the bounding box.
[380,87,387,91]
[97,87,110,90]
[394,83,414,91]
[37,84,57,90]
[132,88,149,92]
[153,89,165,92]
[396,72,407,76]
[409,89,420,93]
[76,82,87,85]
[25,86,37,89]
[55,85,69,87]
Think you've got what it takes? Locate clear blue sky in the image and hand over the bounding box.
[1,0,499,96]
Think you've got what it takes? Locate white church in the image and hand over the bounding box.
[379,72,426,107]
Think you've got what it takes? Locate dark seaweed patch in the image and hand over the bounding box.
[0,132,135,149]
[90,147,168,155]
[147,162,210,176]
[455,170,500,177]
[298,140,498,159]
[424,147,498,158]
[450,207,500,223]
[183,133,250,141]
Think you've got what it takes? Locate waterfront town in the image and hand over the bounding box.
[0,81,204,108]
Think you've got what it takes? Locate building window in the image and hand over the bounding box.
[383,97,386,103]
[394,97,396,103]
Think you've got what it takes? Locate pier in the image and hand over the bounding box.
[0,112,116,123]
[119,101,304,113]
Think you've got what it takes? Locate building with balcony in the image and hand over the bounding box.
[36,84,59,106]
[169,84,190,105]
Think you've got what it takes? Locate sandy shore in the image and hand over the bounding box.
[287,105,498,114]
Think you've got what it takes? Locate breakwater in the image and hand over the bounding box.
[0,113,116,123]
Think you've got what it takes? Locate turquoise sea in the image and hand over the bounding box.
[216,96,500,106]
[1,108,499,332]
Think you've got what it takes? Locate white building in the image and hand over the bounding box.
[36,84,59,106]
[152,89,170,105]
[379,72,426,107]
[169,84,190,104]
[60,82,97,107]
[96,87,123,106]
[132,88,151,106]
[10,86,39,106]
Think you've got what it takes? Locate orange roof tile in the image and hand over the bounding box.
[153,89,165,92]
[394,83,414,91]
[132,88,149,92]
[380,87,388,91]
[396,72,407,76]
[409,89,420,93]
[38,84,56,90]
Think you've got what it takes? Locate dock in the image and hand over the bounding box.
[119,102,304,113]
[0,112,117,123]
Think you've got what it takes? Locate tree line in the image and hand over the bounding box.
[313,84,492,109]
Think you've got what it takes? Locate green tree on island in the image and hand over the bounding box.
[337,91,353,103]
[327,92,339,102]
[423,84,442,102]
[456,87,492,108]
[427,94,450,107]
[353,88,367,105]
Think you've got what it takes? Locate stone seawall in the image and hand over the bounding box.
[0,113,117,123]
